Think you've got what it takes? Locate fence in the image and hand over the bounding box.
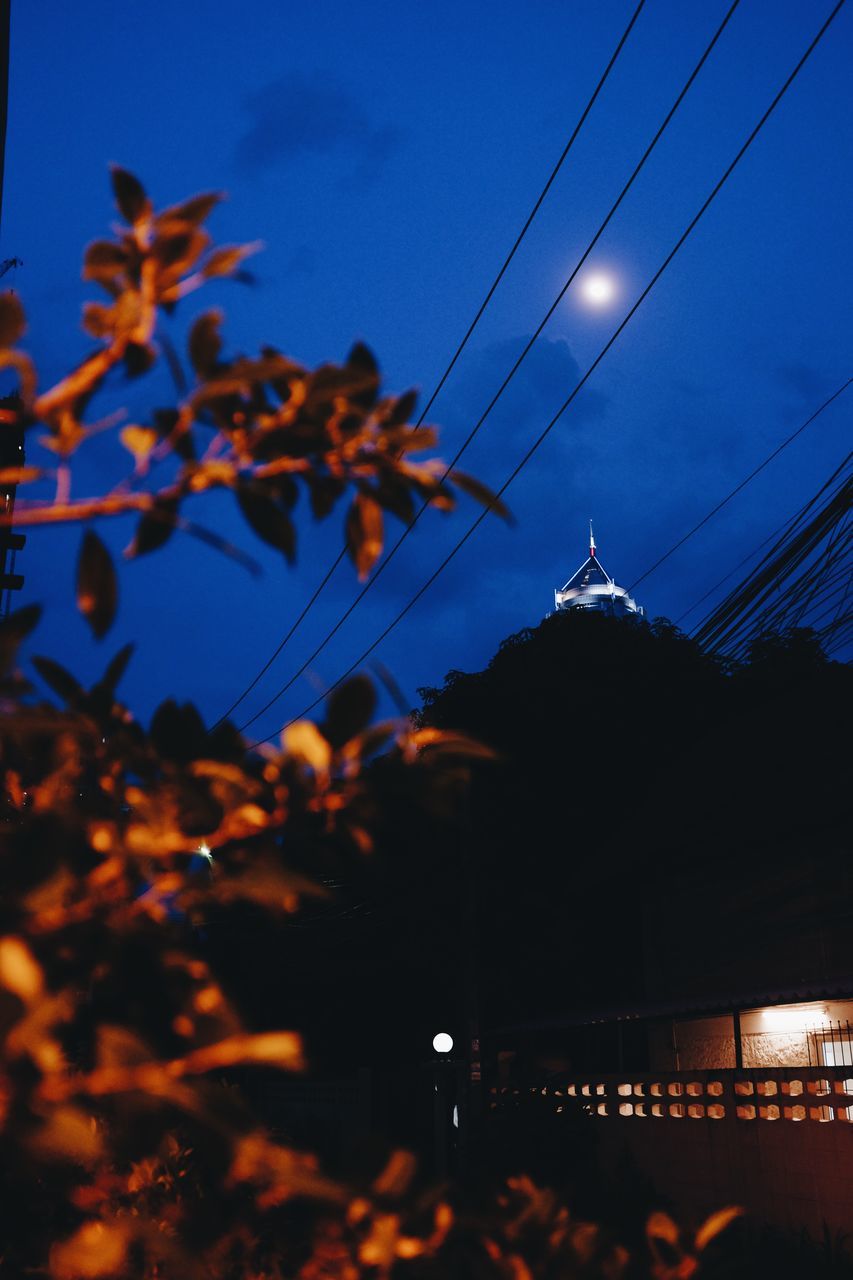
[490,1067,853,1232]
[490,1067,853,1123]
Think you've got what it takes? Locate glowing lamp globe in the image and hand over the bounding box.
[432,1032,453,1054]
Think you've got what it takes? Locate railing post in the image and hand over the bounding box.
[733,1010,743,1069]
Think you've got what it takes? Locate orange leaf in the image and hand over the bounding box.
[695,1206,743,1251]
[346,491,384,580]
[182,1030,304,1074]
[647,1213,680,1247]
[29,1106,102,1166]
[0,935,43,1002]
[372,1149,416,1198]
[120,425,158,460]
[50,1220,129,1279]
[283,721,331,773]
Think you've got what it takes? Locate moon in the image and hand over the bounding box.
[579,271,617,308]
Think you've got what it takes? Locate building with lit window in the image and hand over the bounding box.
[487,577,853,1236]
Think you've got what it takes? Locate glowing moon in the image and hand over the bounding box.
[580,272,617,308]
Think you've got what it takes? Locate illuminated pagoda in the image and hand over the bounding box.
[554,523,643,618]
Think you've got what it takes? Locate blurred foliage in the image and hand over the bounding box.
[0,171,797,1277]
[0,167,500,591]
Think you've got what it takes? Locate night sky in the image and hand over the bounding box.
[3,0,851,736]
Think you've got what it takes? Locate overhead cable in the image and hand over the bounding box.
[628,376,852,594]
[212,0,648,728]
[252,0,846,745]
[237,0,742,734]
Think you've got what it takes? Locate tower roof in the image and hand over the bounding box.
[558,553,613,595]
[553,523,644,618]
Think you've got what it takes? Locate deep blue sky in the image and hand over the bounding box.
[3,0,851,736]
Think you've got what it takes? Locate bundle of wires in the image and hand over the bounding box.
[692,452,852,660]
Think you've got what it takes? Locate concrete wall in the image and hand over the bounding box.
[596,1101,853,1237]
[648,1001,853,1071]
[493,1068,853,1237]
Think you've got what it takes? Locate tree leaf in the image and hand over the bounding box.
[120,425,158,461]
[695,1207,743,1252]
[0,935,43,1001]
[450,469,513,522]
[372,1150,417,1197]
[152,227,206,271]
[282,721,332,773]
[125,498,179,558]
[385,388,418,428]
[202,242,262,280]
[123,340,156,378]
[110,165,151,225]
[322,675,377,749]
[188,310,223,378]
[77,530,118,639]
[647,1212,680,1246]
[270,473,299,510]
[97,643,135,696]
[81,302,116,338]
[306,474,344,521]
[29,1106,103,1167]
[154,408,195,462]
[32,655,83,705]
[150,699,207,762]
[236,487,295,561]
[82,241,128,282]
[51,1220,130,1280]
[182,1030,304,1074]
[0,291,26,347]
[347,341,378,378]
[375,475,414,524]
[342,341,380,409]
[346,491,384,580]
[157,191,223,227]
[0,602,41,674]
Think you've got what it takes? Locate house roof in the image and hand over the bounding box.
[490,976,853,1036]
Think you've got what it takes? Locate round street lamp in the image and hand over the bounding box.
[432,1031,454,1055]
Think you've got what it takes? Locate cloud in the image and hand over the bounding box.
[358,333,610,609]
[427,332,609,501]
[775,362,828,403]
[233,71,400,184]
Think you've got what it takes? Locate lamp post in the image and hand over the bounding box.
[431,1031,455,1177]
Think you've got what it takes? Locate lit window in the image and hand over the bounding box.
[819,1036,853,1067]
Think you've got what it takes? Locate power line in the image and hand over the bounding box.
[676,449,851,629]
[675,504,808,626]
[253,0,846,746]
[689,450,852,654]
[627,376,852,595]
[213,0,648,729]
[235,0,742,735]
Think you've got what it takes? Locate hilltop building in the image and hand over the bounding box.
[554,524,643,618]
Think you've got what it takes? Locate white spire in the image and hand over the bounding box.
[553,521,645,618]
